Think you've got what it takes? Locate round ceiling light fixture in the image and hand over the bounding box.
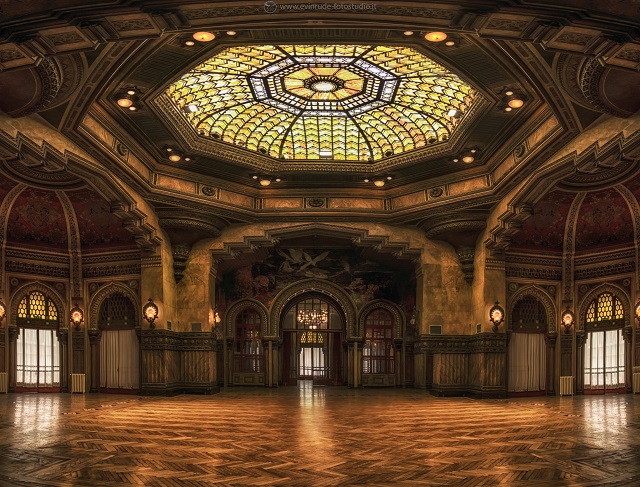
[117,97,133,108]
[259,177,272,186]
[425,31,447,42]
[404,31,414,36]
[226,30,237,36]
[184,40,195,46]
[193,31,216,42]
[373,178,386,187]
[508,97,525,109]
[445,40,456,47]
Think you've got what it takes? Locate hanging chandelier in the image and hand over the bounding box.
[297,309,328,329]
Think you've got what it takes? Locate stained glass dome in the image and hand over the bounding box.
[166,44,476,161]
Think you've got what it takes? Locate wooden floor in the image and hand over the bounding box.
[1,385,639,486]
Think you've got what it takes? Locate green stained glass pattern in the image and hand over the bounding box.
[166,44,477,161]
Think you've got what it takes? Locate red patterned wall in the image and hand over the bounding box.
[66,188,136,250]
[6,188,68,249]
[575,188,634,251]
[0,175,17,204]
[510,190,577,251]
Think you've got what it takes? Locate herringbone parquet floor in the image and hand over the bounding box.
[0,385,639,486]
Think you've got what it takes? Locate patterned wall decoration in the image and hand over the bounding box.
[6,188,68,249]
[574,189,634,251]
[220,247,414,312]
[623,172,640,205]
[66,188,136,249]
[510,190,576,251]
[0,175,17,203]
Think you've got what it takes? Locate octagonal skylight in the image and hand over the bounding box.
[166,44,476,161]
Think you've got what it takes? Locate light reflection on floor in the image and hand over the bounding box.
[0,389,638,486]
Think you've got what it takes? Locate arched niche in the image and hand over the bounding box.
[508,285,556,334]
[269,279,358,339]
[357,299,405,340]
[224,299,269,339]
[89,282,140,330]
[10,282,67,330]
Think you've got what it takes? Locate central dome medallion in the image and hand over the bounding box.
[166,44,476,161]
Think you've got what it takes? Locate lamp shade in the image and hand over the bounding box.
[70,305,84,330]
[489,301,504,332]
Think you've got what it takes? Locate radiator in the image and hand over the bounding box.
[71,374,86,394]
[0,372,7,394]
[633,373,640,394]
[560,376,574,396]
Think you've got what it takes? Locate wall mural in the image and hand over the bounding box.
[221,247,414,312]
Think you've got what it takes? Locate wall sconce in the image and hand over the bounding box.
[489,301,505,332]
[143,298,159,329]
[561,307,575,334]
[0,298,6,326]
[634,299,640,323]
[70,304,84,331]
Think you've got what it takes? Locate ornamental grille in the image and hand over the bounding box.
[511,296,546,332]
[17,291,58,323]
[98,292,136,329]
[585,293,624,326]
[300,331,324,344]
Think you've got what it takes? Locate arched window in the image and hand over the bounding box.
[585,293,624,327]
[511,296,547,332]
[363,308,395,374]
[17,291,58,325]
[16,290,60,391]
[234,309,263,373]
[584,292,625,393]
[98,292,136,329]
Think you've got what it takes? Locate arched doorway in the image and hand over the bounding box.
[232,307,265,385]
[507,295,548,396]
[281,295,345,386]
[15,291,61,392]
[583,292,626,394]
[98,292,139,392]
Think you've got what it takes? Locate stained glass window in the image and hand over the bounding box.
[17,292,58,323]
[585,293,624,326]
[166,44,476,161]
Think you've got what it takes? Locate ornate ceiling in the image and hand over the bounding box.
[165,44,476,162]
[1,0,640,255]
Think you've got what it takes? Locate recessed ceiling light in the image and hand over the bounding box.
[275,177,281,182]
[363,178,370,183]
[386,176,393,180]
[226,31,237,36]
[462,154,475,164]
[504,106,513,112]
[184,40,195,46]
[128,105,137,111]
[404,31,414,36]
[425,31,447,42]
[252,175,258,179]
[445,40,456,47]
[126,89,136,96]
[168,153,182,162]
[184,157,191,162]
[505,90,514,96]
[117,97,133,108]
[193,31,215,42]
[508,98,524,109]
[453,158,460,163]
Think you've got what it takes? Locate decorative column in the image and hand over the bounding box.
[7,325,18,392]
[57,329,69,393]
[545,332,557,395]
[225,337,233,388]
[575,330,585,394]
[394,339,403,387]
[623,326,633,392]
[88,330,101,392]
